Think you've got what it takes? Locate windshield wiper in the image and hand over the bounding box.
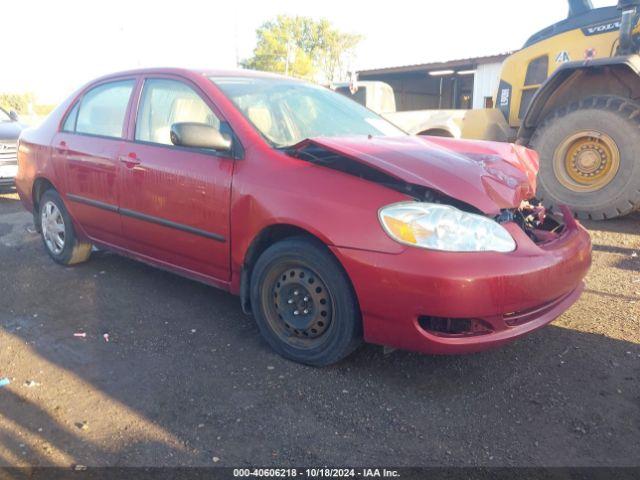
[281,142,349,166]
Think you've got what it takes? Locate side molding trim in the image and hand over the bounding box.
[66,193,225,243]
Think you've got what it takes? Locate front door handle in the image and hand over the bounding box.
[119,152,141,168]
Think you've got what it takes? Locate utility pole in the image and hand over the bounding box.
[284,39,294,76]
[234,10,240,68]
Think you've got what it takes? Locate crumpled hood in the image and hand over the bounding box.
[301,135,539,215]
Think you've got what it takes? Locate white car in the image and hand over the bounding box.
[0,107,23,190]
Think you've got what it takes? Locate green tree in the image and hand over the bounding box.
[310,19,362,84]
[243,16,362,82]
[0,92,34,114]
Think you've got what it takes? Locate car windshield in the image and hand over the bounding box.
[210,76,405,148]
[0,108,10,122]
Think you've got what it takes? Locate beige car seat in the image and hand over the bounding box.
[247,105,274,140]
[151,97,219,145]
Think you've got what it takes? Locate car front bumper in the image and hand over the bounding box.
[0,164,17,187]
[331,212,591,355]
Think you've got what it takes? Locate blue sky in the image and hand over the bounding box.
[3,0,613,103]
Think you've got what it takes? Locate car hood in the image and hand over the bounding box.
[299,135,539,214]
[0,121,24,141]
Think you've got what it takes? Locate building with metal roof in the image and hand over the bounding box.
[357,53,512,111]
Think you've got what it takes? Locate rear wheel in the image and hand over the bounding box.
[39,189,92,265]
[530,95,640,220]
[250,237,362,366]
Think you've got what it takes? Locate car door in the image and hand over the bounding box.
[119,76,234,281]
[54,78,136,245]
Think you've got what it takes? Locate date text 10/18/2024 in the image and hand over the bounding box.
[233,468,400,478]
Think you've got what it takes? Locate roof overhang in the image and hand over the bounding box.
[357,53,513,77]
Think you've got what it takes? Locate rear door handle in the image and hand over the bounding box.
[119,152,141,168]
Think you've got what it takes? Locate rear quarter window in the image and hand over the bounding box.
[62,102,79,132]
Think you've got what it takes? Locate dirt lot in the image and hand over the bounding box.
[0,190,638,467]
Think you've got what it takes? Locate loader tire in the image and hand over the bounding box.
[530,95,640,220]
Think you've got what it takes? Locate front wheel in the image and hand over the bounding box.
[250,237,362,366]
[531,95,640,220]
[39,189,92,265]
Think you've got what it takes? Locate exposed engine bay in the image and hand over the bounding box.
[497,199,566,244]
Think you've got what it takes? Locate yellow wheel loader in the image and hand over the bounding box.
[500,0,640,220]
[339,0,640,219]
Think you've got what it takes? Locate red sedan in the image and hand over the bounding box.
[15,68,591,366]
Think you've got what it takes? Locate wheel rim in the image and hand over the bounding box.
[553,130,620,192]
[41,201,65,255]
[263,264,334,349]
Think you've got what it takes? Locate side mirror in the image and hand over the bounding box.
[9,110,19,122]
[170,122,232,152]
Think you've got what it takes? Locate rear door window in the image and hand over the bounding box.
[75,80,135,138]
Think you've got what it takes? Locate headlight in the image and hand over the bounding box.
[378,202,516,252]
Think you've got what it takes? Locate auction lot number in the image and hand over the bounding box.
[234,468,400,478]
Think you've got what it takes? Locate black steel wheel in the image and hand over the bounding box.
[268,265,333,344]
[250,237,362,366]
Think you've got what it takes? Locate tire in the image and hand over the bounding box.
[530,95,640,220]
[419,129,455,138]
[250,237,362,366]
[39,189,92,265]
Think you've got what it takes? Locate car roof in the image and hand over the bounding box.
[92,67,301,83]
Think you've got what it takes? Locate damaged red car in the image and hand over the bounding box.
[15,68,591,366]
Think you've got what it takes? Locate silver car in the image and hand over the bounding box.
[0,107,23,190]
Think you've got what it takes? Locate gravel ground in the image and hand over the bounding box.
[0,190,638,468]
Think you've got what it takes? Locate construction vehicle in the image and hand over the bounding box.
[340,0,640,220]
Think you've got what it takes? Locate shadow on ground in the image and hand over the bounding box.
[0,207,638,468]
[582,211,640,235]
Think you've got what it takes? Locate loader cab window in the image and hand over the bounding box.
[519,55,549,119]
[524,56,549,86]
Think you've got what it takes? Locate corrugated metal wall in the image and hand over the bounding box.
[472,62,503,109]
